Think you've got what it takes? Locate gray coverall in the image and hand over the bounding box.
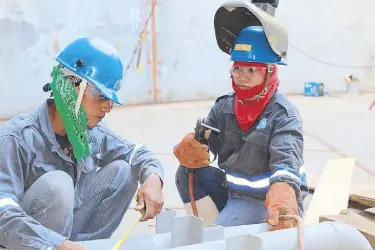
[0,99,164,250]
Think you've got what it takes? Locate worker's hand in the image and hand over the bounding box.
[135,173,164,222]
[173,133,210,168]
[265,182,299,231]
[58,240,85,250]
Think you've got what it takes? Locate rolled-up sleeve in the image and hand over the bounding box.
[0,135,67,250]
[268,114,304,198]
[100,128,164,185]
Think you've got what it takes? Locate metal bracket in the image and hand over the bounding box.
[171,216,204,247]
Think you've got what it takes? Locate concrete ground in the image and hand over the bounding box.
[97,92,375,242]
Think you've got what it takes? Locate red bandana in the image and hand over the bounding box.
[232,61,279,131]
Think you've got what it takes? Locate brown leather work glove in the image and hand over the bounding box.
[173,133,210,168]
[265,182,299,231]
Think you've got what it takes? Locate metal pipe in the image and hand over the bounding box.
[150,0,158,102]
[279,215,304,250]
[227,221,373,250]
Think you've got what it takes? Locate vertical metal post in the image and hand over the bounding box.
[156,210,177,234]
[171,216,204,247]
[151,0,158,102]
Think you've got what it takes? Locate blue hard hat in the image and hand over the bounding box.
[56,37,124,105]
[230,26,287,65]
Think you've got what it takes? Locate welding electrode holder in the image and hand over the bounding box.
[188,118,220,217]
[194,118,209,145]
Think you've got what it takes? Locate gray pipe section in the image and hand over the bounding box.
[79,213,372,250]
[226,221,373,250]
[171,221,373,250]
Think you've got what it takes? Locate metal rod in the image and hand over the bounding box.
[151,0,158,103]
[201,123,220,133]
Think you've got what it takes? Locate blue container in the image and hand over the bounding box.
[304,81,324,97]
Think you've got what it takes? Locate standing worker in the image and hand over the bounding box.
[0,37,164,250]
[173,2,308,230]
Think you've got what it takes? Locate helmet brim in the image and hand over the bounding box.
[230,57,287,66]
[90,80,123,105]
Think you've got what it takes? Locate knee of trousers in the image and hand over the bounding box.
[39,170,74,208]
[104,160,138,195]
[25,170,75,220]
[175,166,208,204]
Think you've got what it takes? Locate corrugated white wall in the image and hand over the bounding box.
[1,0,374,118]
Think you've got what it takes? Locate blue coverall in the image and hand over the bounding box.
[176,90,308,226]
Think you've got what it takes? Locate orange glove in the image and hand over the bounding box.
[173,133,210,168]
[265,182,299,231]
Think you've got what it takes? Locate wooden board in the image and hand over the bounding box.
[307,175,375,208]
[304,157,356,225]
[365,207,375,216]
[320,212,375,248]
[351,188,375,208]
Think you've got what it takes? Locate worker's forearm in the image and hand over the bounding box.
[130,145,164,185]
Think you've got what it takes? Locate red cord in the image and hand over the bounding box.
[279,215,304,250]
[188,172,199,217]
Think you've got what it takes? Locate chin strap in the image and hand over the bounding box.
[75,80,87,117]
[58,66,88,118]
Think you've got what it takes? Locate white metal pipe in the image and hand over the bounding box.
[226,221,373,250]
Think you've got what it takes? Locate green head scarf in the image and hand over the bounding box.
[50,65,90,161]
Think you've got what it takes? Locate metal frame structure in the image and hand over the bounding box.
[80,210,373,250]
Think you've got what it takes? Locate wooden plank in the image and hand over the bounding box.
[365,208,375,216]
[351,188,375,207]
[320,212,375,248]
[307,175,375,207]
[304,157,356,225]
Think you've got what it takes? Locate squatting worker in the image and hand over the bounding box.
[0,37,165,250]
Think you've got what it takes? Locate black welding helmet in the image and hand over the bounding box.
[214,1,288,64]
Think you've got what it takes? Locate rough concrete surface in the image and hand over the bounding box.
[96,93,375,244]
